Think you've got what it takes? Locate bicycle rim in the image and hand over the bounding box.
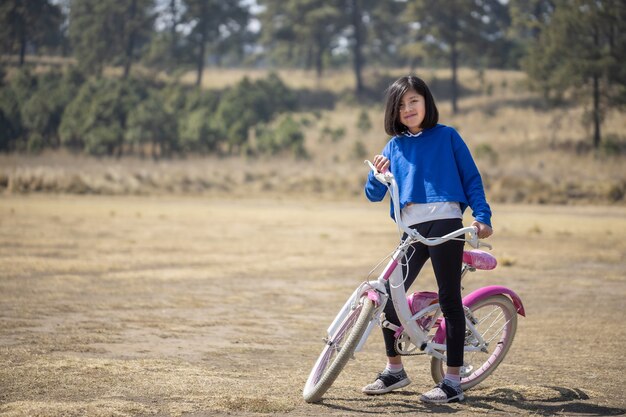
[303,297,375,403]
[430,294,518,390]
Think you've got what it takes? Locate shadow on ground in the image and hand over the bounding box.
[317,385,625,416]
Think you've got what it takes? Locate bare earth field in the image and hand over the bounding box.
[1,194,625,417]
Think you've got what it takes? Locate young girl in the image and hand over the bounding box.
[363,75,493,404]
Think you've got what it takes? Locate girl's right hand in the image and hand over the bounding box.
[372,155,390,173]
[471,221,493,239]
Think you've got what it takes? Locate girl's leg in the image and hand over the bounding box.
[419,218,466,404]
[427,218,465,369]
[362,228,429,395]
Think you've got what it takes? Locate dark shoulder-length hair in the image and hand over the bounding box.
[383,75,439,136]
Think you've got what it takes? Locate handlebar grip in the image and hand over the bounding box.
[364,160,394,184]
[365,160,376,172]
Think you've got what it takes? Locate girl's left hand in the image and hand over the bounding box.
[471,221,493,239]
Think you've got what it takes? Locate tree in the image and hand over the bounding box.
[523,0,626,148]
[363,0,411,67]
[509,0,556,40]
[405,0,511,113]
[259,0,344,79]
[184,0,250,86]
[347,0,365,96]
[0,0,63,65]
[342,0,411,96]
[69,0,154,77]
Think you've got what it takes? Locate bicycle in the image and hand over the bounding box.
[302,161,525,403]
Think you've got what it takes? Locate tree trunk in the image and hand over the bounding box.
[169,0,178,68]
[450,41,459,114]
[19,25,27,66]
[123,0,138,79]
[196,32,206,87]
[350,0,364,97]
[123,33,136,78]
[195,9,208,88]
[592,25,601,149]
[592,73,601,149]
[315,43,323,80]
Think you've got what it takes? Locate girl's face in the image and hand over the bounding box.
[398,89,425,134]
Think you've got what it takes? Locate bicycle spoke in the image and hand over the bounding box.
[484,319,511,345]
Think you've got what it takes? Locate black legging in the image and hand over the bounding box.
[382,218,466,367]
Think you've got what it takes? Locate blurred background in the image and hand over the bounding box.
[0,0,625,204]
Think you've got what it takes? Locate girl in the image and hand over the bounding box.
[363,75,493,404]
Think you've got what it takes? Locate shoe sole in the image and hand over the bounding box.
[362,378,412,395]
[419,393,465,404]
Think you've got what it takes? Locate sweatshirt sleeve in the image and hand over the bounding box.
[451,131,492,227]
[364,141,392,202]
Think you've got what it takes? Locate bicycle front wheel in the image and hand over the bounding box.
[303,297,375,403]
[430,294,518,390]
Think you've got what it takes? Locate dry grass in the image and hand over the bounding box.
[2,68,624,204]
[1,194,625,416]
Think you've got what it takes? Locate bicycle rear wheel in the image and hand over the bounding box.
[430,294,518,390]
[303,297,375,403]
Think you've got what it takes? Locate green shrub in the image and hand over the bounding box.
[0,68,85,152]
[599,134,625,157]
[0,84,22,151]
[356,109,372,134]
[256,115,307,158]
[215,73,296,153]
[60,77,146,155]
[182,88,220,114]
[126,91,178,157]
[320,125,346,142]
[8,69,37,107]
[178,108,222,153]
[27,132,46,153]
[0,69,37,151]
[352,140,368,160]
[474,143,498,164]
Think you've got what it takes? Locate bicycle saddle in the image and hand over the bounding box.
[462,249,497,270]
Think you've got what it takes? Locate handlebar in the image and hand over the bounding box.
[365,160,489,250]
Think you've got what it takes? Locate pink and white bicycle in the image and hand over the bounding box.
[302,161,525,403]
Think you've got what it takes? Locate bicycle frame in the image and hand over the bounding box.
[331,239,457,362]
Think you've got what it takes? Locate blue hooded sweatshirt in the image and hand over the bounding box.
[365,124,492,227]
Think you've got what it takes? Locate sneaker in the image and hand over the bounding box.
[419,380,464,404]
[362,369,411,395]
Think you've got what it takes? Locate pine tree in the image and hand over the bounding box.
[523,0,626,148]
[69,0,154,77]
[258,0,345,79]
[405,0,510,113]
[0,0,63,65]
[184,0,249,86]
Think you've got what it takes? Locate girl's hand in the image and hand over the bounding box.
[471,221,493,239]
[372,155,390,173]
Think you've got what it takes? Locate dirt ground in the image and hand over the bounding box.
[1,194,625,417]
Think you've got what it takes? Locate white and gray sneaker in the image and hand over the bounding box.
[362,369,411,395]
[419,380,464,403]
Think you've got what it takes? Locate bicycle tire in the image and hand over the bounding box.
[303,297,375,403]
[430,294,518,390]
